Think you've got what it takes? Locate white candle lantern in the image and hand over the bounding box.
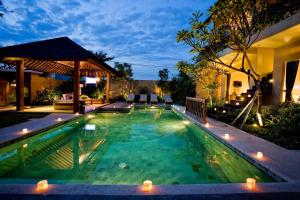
[36,180,48,191]
[246,178,256,190]
[22,128,28,134]
[143,180,152,192]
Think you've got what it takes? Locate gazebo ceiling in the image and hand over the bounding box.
[0,37,118,77]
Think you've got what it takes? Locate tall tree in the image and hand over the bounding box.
[176,0,298,127]
[157,68,169,96]
[114,62,134,97]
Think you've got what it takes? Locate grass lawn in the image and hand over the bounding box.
[0,112,50,129]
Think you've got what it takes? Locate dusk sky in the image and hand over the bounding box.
[0,0,215,80]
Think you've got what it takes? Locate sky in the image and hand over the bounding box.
[0,0,215,80]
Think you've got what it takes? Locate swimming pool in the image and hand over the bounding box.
[0,108,273,185]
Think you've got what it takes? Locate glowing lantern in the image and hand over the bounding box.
[36,180,48,191]
[248,94,251,98]
[75,112,79,116]
[222,110,226,113]
[269,79,273,83]
[224,133,230,140]
[214,108,217,111]
[241,97,244,101]
[22,143,28,148]
[113,106,116,108]
[205,123,209,127]
[256,152,263,159]
[143,180,152,192]
[57,118,62,122]
[22,128,28,134]
[236,102,240,106]
[246,178,256,190]
[225,101,228,104]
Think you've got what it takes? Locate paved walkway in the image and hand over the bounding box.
[172,105,300,182]
[0,104,105,147]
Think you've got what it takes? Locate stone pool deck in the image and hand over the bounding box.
[172,105,300,182]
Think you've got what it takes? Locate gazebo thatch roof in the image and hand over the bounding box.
[0,37,118,77]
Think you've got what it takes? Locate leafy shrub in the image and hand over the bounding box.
[33,88,59,105]
[208,103,300,149]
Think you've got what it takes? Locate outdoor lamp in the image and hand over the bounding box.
[36,180,48,191]
[246,178,256,190]
[57,118,62,122]
[256,152,263,159]
[143,180,152,192]
[22,128,28,134]
[224,133,230,140]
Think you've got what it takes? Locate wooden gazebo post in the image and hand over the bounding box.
[106,72,110,103]
[16,60,24,111]
[73,61,80,113]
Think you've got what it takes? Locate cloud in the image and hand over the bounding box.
[0,0,214,79]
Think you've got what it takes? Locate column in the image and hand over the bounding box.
[226,73,231,101]
[73,61,80,113]
[105,73,110,103]
[16,60,24,111]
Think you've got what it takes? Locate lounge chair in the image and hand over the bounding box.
[150,94,158,104]
[127,93,135,103]
[139,94,148,103]
[163,95,173,104]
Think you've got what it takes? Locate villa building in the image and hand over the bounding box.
[197,11,300,105]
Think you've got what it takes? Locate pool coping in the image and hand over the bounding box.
[0,104,300,199]
[0,182,300,199]
[171,105,300,183]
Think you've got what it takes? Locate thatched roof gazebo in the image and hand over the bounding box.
[0,37,118,113]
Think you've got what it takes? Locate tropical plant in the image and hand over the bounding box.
[157,68,169,96]
[177,61,225,106]
[169,70,196,105]
[176,0,293,128]
[114,62,134,96]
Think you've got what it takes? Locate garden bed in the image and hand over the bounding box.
[208,103,300,150]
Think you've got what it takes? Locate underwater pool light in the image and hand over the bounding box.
[85,124,96,131]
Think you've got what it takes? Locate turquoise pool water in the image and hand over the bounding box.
[0,108,274,184]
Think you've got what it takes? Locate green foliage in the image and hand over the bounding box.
[169,71,196,105]
[157,68,169,95]
[33,88,59,105]
[91,51,114,62]
[114,62,133,81]
[208,103,300,149]
[80,94,89,100]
